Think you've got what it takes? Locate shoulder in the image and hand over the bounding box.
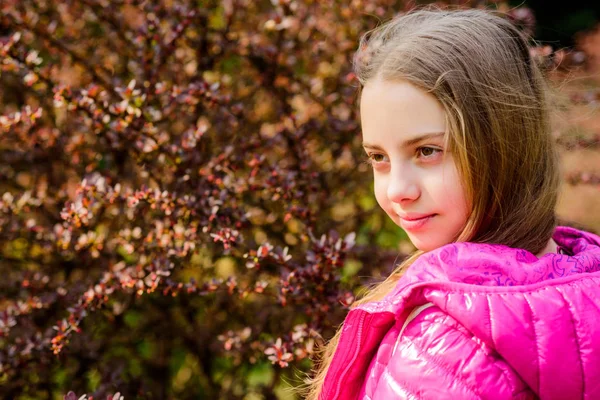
[372,305,535,399]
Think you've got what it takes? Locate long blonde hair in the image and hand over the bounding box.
[302,6,560,399]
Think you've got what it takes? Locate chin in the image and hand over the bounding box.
[407,234,446,253]
[412,242,439,253]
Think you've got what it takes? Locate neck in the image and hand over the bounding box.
[536,237,558,258]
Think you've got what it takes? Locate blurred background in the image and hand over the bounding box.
[0,0,598,399]
[522,0,600,229]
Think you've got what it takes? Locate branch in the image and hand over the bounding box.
[6,13,120,99]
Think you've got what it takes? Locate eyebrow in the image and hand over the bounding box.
[362,132,445,150]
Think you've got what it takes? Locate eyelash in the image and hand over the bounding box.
[364,146,442,166]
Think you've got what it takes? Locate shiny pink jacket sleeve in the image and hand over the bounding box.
[361,305,536,399]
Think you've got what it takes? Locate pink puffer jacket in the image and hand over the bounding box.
[320,226,600,399]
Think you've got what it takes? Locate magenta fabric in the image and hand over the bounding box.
[320,226,600,399]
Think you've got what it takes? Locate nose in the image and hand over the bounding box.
[387,165,420,204]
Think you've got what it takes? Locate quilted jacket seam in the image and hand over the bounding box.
[484,295,523,396]
[423,275,600,298]
[512,388,535,399]
[523,294,541,395]
[577,281,600,315]
[380,368,422,400]
[554,286,585,397]
[421,310,523,398]
[401,326,483,399]
[485,295,495,356]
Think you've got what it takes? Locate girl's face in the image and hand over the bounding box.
[360,78,471,252]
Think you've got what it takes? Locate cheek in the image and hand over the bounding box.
[373,176,392,213]
[437,164,470,222]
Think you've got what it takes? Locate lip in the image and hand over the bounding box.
[399,213,436,231]
[399,213,435,221]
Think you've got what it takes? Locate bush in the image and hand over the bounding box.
[0,0,597,398]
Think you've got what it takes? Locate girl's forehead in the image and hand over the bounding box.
[360,78,447,143]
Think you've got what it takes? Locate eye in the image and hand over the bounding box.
[366,153,388,164]
[416,146,442,159]
[370,153,387,162]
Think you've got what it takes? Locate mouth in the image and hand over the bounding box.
[399,214,436,231]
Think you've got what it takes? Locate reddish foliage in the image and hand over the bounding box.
[0,0,597,398]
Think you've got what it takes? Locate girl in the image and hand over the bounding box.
[305,6,600,400]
